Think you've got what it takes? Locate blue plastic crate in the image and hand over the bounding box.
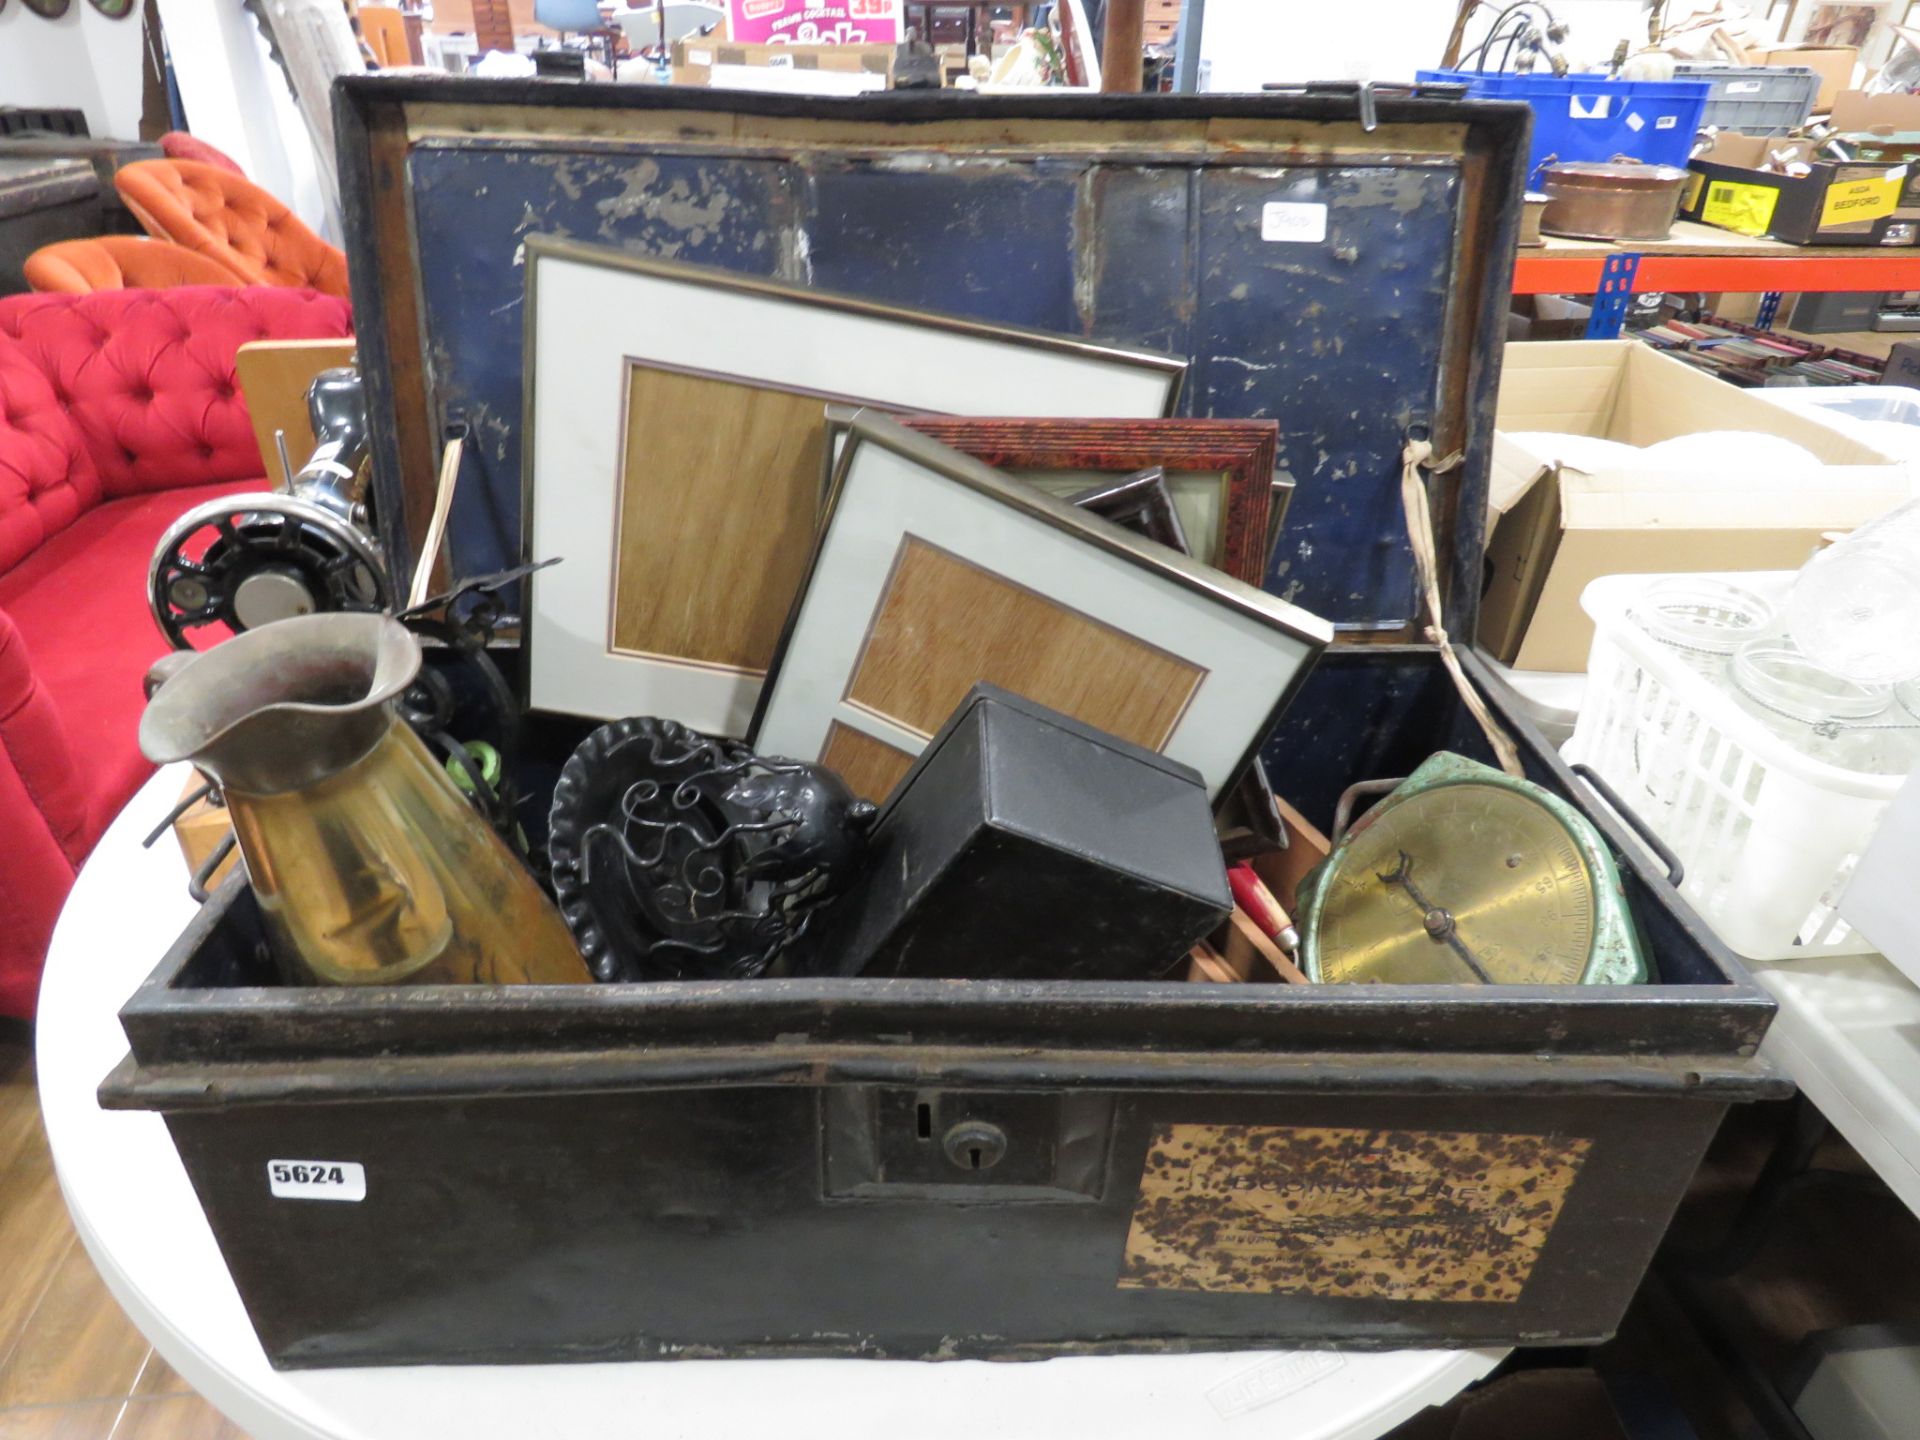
[1417,70,1710,182]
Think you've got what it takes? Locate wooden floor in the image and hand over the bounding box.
[0,1035,251,1440]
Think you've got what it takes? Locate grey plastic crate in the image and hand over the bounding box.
[1675,63,1820,133]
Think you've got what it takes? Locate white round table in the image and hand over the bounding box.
[39,766,1505,1440]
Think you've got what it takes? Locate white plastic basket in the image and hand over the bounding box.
[1564,571,1907,962]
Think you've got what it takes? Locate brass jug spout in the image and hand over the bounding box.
[142,614,419,796]
[141,614,592,988]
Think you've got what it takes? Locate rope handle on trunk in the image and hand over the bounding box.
[1400,439,1524,778]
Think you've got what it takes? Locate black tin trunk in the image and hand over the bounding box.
[98,79,1785,1368]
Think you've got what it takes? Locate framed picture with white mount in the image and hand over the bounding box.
[750,409,1331,805]
[521,234,1186,734]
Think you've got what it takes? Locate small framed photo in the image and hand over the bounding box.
[825,413,1282,585]
[1067,468,1191,555]
[751,410,1331,804]
[522,234,1186,733]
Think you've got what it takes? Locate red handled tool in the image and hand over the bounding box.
[1228,863,1301,955]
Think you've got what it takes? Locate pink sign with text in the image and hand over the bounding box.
[724,0,903,45]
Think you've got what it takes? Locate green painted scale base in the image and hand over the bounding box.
[1297,752,1647,987]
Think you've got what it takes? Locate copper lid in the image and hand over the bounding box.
[1541,161,1690,189]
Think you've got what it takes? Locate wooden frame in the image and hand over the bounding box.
[1785,0,1904,67]
[752,409,1330,802]
[866,416,1282,585]
[1068,467,1190,556]
[520,233,1187,733]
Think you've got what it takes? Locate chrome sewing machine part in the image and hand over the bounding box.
[148,365,392,649]
[291,365,374,528]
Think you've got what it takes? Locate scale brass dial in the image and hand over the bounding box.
[1298,752,1646,987]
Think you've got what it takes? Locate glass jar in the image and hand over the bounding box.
[1629,578,1776,680]
[1730,639,1919,776]
[1900,679,1920,728]
[1623,579,1781,813]
[1788,498,1920,686]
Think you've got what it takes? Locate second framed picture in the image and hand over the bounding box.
[522,235,1187,733]
[896,416,1284,585]
[818,411,1292,586]
[752,411,1331,805]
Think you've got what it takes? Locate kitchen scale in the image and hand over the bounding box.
[1297,752,1648,986]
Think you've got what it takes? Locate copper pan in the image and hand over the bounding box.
[1539,160,1690,242]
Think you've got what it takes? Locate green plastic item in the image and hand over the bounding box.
[446,740,503,796]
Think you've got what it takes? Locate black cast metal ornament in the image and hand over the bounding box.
[394,559,558,863]
[549,717,876,982]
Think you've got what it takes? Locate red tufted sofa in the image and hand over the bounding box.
[0,285,355,1019]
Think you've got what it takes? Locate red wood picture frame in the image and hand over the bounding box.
[899,417,1280,586]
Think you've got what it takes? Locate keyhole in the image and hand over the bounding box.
[941,1120,1008,1173]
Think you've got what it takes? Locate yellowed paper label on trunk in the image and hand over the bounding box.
[1119,1124,1590,1303]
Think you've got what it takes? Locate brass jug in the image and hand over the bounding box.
[140,614,592,987]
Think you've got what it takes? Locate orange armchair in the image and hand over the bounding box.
[114,159,350,301]
[23,236,243,295]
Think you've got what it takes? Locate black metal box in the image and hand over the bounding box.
[812,684,1230,981]
[100,79,1784,1369]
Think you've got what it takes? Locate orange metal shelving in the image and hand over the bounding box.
[1513,247,1920,295]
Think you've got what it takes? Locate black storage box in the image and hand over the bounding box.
[812,683,1231,981]
[99,78,1784,1369]
[1683,132,1918,247]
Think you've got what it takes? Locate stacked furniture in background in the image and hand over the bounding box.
[0,155,110,296]
[0,285,354,1018]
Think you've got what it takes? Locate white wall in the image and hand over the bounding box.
[0,4,334,238]
[0,3,145,139]
[1196,0,1775,93]
[153,0,337,240]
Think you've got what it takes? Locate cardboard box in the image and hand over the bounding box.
[1683,131,1914,246]
[670,38,895,75]
[1748,43,1858,111]
[671,61,890,92]
[1830,89,1920,133]
[1480,341,1910,672]
[934,42,971,85]
[1886,339,1920,389]
[1831,89,1920,216]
